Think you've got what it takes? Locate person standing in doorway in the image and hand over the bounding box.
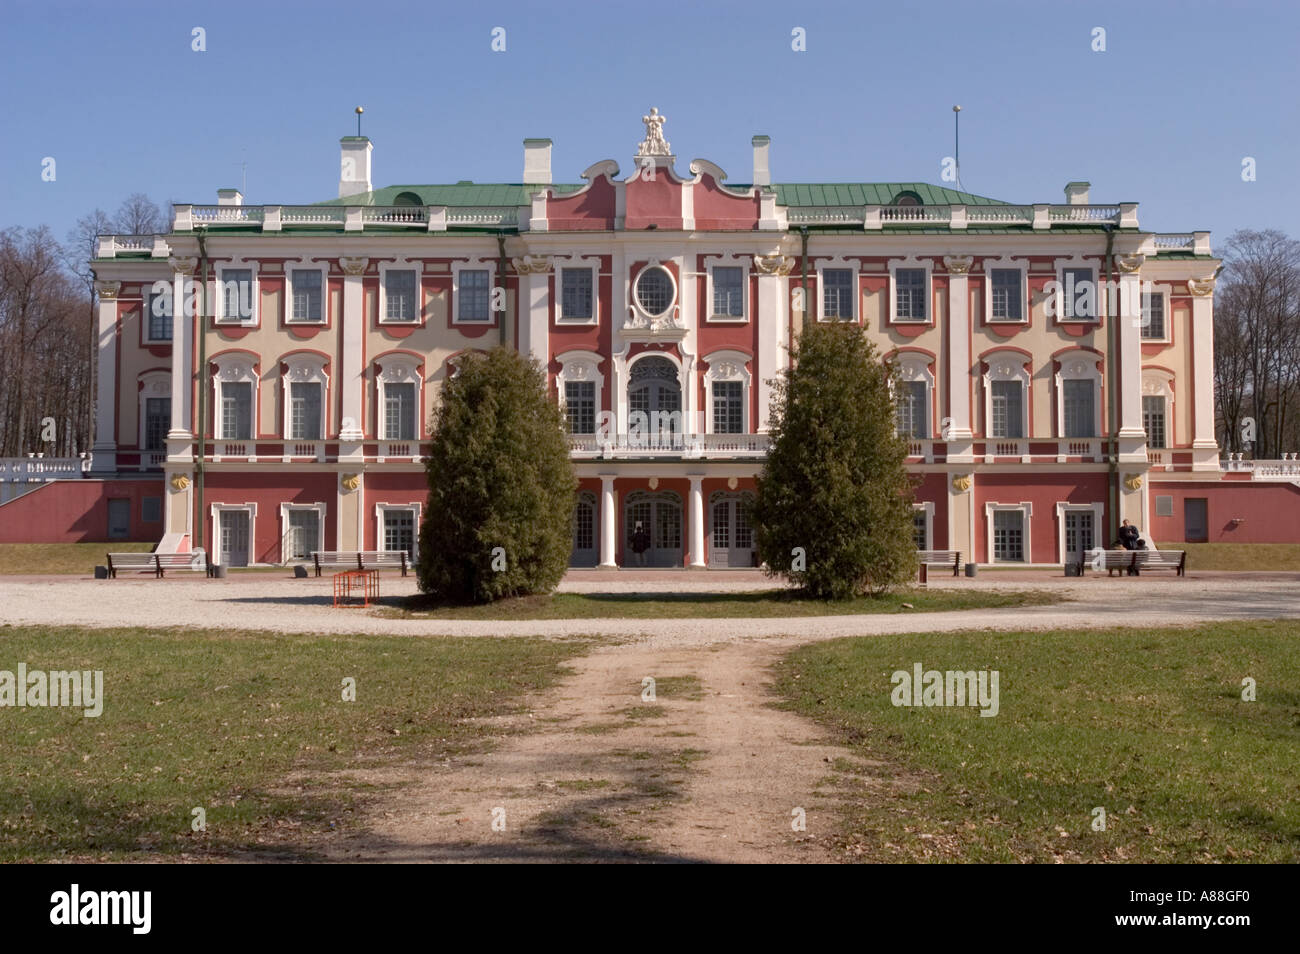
[631,521,650,567]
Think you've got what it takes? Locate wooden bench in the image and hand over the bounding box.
[1082,548,1186,577]
[106,551,205,578]
[312,550,408,577]
[917,550,962,577]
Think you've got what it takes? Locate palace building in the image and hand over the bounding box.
[46,108,1299,567]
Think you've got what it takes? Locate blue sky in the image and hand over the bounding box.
[2,0,1296,249]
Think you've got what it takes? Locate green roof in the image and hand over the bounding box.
[772,182,1009,206]
[316,183,585,207]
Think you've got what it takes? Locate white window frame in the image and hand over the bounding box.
[282,355,329,440]
[982,255,1029,325]
[982,352,1030,439]
[557,259,599,324]
[137,371,172,451]
[212,354,259,440]
[375,502,422,559]
[631,260,679,322]
[816,258,859,323]
[378,262,422,325]
[144,280,174,343]
[703,350,752,435]
[375,354,423,440]
[215,262,259,326]
[1055,353,1103,438]
[1055,501,1105,564]
[703,255,750,323]
[285,261,328,325]
[888,256,932,325]
[279,502,327,564]
[1052,256,1100,323]
[556,350,606,433]
[891,354,935,439]
[1140,285,1171,342]
[1142,370,1176,447]
[210,502,257,568]
[985,502,1033,564]
[912,501,935,550]
[452,260,496,325]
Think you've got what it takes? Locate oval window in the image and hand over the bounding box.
[636,266,674,316]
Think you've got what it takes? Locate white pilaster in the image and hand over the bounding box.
[167,261,196,446]
[600,475,617,568]
[1189,282,1219,469]
[513,256,551,363]
[755,256,792,432]
[1115,262,1148,463]
[688,475,705,567]
[91,282,121,474]
[943,257,974,461]
[339,258,368,448]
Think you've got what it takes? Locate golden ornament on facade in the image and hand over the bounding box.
[942,255,973,275]
[340,473,360,492]
[1115,254,1145,273]
[170,474,190,491]
[952,474,973,493]
[1124,473,1143,491]
[1187,277,1215,297]
[340,257,369,276]
[96,281,121,300]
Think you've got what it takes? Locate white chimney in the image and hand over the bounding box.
[752,135,771,187]
[217,189,243,206]
[339,136,373,199]
[1064,180,1090,205]
[523,138,552,185]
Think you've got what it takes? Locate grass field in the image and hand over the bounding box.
[0,542,155,575]
[0,625,585,862]
[377,588,1058,620]
[774,621,1300,863]
[1173,543,1300,571]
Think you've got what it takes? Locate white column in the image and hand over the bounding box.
[90,282,121,474]
[756,266,784,431]
[944,258,974,460]
[1189,284,1219,469]
[339,258,368,445]
[599,475,617,568]
[168,263,195,443]
[1116,268,1146,451]
[688,475,705,567]
[521,262,550,364]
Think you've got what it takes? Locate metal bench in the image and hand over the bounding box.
[1083,548,1186,577]
[106,551,205,578]
[917,550,962,577]
[1134,550,1186,576]
[312,550,408,577]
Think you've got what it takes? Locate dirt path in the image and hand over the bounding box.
[326,638,866,863]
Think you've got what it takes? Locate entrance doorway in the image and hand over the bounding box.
[1184,498,1208,543]
[628,356,681,448]
[570,492,598,567]
[220,510,251,567]
[624,490,683,567]
[708,492,755,567]
[1063,510,1095,564]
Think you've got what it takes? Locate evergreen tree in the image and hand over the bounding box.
[418,347,577,603]
[752,323,917,598]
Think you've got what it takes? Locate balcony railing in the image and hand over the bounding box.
[784,203,1139,231]
[568,433,770,459]
[1221,453,1300,479]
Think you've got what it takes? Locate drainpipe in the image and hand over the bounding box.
[195,229,209,552]
[799,226,809,331]
[497,233,509,348]
[1102,224,1117,545]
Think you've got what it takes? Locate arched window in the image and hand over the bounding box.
[393,191,423,207]
[1055,353,1102,438]
[212,354,258,441]
[892,354,935,439]
[982,352,1030,440]
[375,355,423,441]
[282,354,328,440]
[627,356,682,439]
[891,191,922,207]
[704,352,751,435]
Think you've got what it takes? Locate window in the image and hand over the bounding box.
[384,269,419,322]
[713,381,744,434]
[1155,495,1173,517]
[383,509,416,559]
[1143,395,1166,448]
[145,397,170,451]
[384,382,416,440]
[636,266,674,316]
[896,380,927,438]
[1063,379,1095,438]
[1061,267,1096,320]
[285,510,320,562]
[142,496,162,523]
[290,269,323,323]
[573,500,594,552]
[289,383,322,440]
[822,268,853,320]
[1141,292,1165,339]
[712,266,744,319]
[219,268,254,323]
[107,499,130,540]
[147,287,173,341]
[989,269,1023,321]
[560,268,593,320]
[894,268,927,321]
[993,510,1025,562]
[457,269,491,322]
[564,381,596,435]
[220,382,253,440]
[912,509,927,549]
[990,380,1024,439]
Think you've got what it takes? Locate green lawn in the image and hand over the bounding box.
[0,625,584,862]
[376,588,1057,620]
[774,621,1300,862]
[0,542,155,575]
[1173,543,1300,571]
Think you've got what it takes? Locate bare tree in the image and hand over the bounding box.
[114,193,165,235]
[66,209,116,451]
